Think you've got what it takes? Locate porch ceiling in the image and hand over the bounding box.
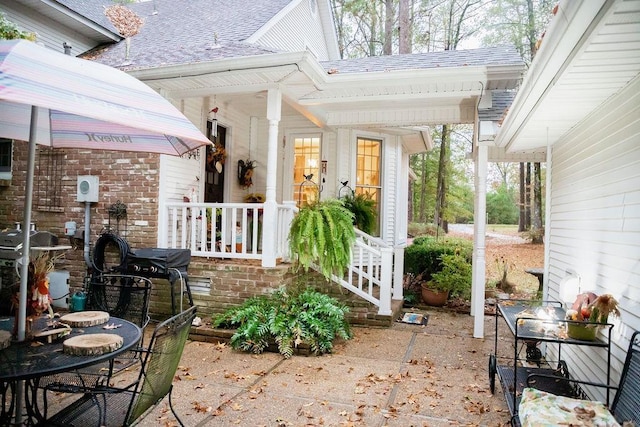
[139,52,524,132]
[495,0,640,152]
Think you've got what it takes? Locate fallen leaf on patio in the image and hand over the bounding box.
[338,410,348,416]
[194,382,206,389]
[192,401,212,413]
[231,403,243,411]
[354,386,365,394]
[248,386,263,398]
[355,405,365,416]
[464,400,489,414]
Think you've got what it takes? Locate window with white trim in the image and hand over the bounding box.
[356,137,381,235]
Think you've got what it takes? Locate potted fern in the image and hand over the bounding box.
[288,197,355,280]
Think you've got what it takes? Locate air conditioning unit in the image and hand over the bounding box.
[77,176,99,202]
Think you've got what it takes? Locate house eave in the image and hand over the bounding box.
[494,0,640,153]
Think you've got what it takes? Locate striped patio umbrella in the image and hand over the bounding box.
[0,39,212,341]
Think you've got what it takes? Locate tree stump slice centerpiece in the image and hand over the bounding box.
[60,311,109,327]
[63,333,123,356]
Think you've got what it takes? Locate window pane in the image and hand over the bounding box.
[292,135,320,207]
[0,139,11,172]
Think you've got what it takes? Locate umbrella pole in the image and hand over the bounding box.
[17,106,38,342]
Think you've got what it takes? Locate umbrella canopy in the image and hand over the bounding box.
[0,39,212,341]
[0,39,211,154]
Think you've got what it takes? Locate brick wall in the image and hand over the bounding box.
[0,140,161,296]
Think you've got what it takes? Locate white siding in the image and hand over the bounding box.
[1,2,101,54]
[546,76,640,402]
[255,0,331,60]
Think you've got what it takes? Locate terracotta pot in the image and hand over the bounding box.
[421,283,449,307]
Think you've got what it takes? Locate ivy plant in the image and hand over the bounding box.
[213,287,352,358]
[288,198,355,280]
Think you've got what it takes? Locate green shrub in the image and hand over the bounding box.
[430,253,473,298]
[404,236,472,280]
[212,287,352,358]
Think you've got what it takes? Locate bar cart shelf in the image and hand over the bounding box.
[489,299,613,424]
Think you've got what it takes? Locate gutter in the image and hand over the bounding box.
[39,0,121,42]
[494,0,613,150]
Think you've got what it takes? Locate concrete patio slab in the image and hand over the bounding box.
[44,308,514,426]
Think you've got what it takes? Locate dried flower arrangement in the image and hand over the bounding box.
[12,252,61,319]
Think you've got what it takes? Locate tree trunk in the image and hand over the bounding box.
[518,162,525,232]
[531,162,543,243]
[524,162,531,229]
[399,0,412,54]
[383,0,394,55]
[434,125,449,233]
[419,153,427,222]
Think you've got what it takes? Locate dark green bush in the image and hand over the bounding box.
[404,236,472,281]
[430,253,473,299]
[212,287,352,358]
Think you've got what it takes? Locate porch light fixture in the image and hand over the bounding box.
[209,107,219,138]
[559,269,582,305]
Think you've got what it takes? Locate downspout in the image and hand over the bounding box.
[84,202,94,269]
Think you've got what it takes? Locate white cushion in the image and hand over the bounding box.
[519,387,620,427]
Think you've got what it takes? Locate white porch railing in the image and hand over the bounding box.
[160,203,399,315]
[161,202,295,260]
[329,229,395,316]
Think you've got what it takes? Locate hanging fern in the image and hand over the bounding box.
[288,198,356,280]
[342,192,377,235]
[212,287,352,358]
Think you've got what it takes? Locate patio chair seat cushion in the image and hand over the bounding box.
[518,387,620,427]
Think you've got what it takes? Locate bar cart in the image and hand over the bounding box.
[489,299,614,423]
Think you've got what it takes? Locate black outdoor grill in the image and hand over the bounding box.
[124,248,193,315]
[0,227,59,315]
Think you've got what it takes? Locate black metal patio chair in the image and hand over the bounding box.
[39,274,152,394]
[41,305,197,427]
[518,330,640,426]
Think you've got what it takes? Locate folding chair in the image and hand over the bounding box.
[42,306,197,426]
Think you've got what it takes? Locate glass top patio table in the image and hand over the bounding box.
[0,315,142,381]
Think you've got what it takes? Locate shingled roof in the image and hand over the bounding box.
[320,46,523,73]
[78,0,293,68]
[479,90,517,122]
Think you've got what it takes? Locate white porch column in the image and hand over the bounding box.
[393,246,404,301]
[472,143,488,338]
[261,88,281,268]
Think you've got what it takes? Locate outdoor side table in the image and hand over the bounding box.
[488,299,614,424]
[0,315,142,425]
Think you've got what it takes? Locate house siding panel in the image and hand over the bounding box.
[255,0,330,60]
[0,2,101,54]
[546,77,640,402]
